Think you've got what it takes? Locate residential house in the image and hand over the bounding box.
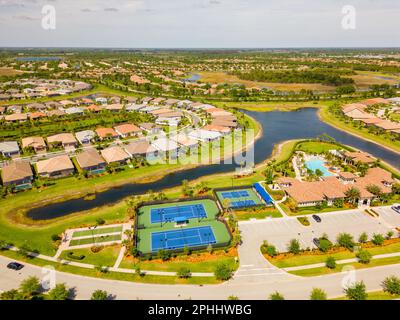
[21,137,47,153]
[5,113,28,122]
[100,146,130,165]
[75,130,96,145]
[0,141,20,158]
[1,161,33,190]
[47,133,78,150]
[114,123,142,138]
[124,140,158,158]
[139,123,162,135]
[75,149,107,175]
[36,155,75,179]
[95,128,120,141]
[188,129,222,142]
[106,104,124,112]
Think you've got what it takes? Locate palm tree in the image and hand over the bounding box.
[345,187,360,205]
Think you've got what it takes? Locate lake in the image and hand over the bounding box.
[26,108,400,220]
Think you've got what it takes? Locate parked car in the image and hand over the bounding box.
[313,238,320,247]
[7,262,24,271]
[312,215,322,223]
[392,204,400,214]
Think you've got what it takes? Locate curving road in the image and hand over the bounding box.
[1,254,399,300]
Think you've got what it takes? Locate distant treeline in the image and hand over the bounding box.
[232,70,355,86]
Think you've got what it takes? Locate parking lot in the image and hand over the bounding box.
[239,207,400,254]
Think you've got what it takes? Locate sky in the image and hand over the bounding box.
[0,0,399,48]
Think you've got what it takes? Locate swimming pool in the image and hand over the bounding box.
[305,159,333,177]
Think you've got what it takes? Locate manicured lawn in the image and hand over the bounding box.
[332,290,400,300]
[267,240,400,268]
[59,245,121,267]
[0,249,219,285]
[296,141,342,154]
[235,207,282,221]
[69,234,122,247]
[280,202,353,216]
[120,249,238,273]
[72,226,123,238]
[291,256,400,277]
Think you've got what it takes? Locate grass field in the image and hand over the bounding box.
[295,141,343,154]
[0,249,219,285]
[235,207,282,221]
[72,226,123,238]
[59,245,121,267]
[332,290,400,300]
[69,234,122,247]
[266,240,400,269]
[290,255,400,277]
[120,249,238,273]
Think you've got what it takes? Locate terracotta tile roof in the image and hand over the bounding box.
[76,149,106,169]
[47,133,77,145]
[114,123,141,135]
[21,136,46,150]
[1,161,33,183]
[124,140,157,155]
[344,151,376,164]
[100,146,130,163]
[95,128,119,139]
[36,155,74,174]
[360,98,390,106]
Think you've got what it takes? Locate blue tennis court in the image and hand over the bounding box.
[150,204,207,224]
[221,190,250,199]
[151,226,216,252]
[230,200,257,208]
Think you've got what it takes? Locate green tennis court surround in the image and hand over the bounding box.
[136,199,231,255]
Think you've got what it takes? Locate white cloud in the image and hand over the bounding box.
[0,0,399,47]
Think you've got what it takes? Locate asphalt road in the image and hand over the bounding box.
[1,254,399,300]
[1,206,399,300]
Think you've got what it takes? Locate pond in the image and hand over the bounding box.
[26,108,400,220]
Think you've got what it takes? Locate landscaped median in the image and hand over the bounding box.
[261,237,400,277]
[0,245,225,285]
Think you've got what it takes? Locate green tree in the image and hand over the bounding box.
[287,239,301,254]
[0,289,25,300]
[326,256,336,269]
[356,249,372,264]
[19,276,41,298]
[91,290,109,300]
[214,263,232,281]
[381,276,400,295]
[310,288,327,300]
[48,283,69,300]
[336,233,355,250]
[269,291,285,300]
[177,267,192,279]
[318,238,332,253]
[345,187,360,205]
[344,281,367,300]
[371,233,385,246]
[358,232,368,244]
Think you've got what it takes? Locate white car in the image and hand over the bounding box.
[392,204,400,214]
